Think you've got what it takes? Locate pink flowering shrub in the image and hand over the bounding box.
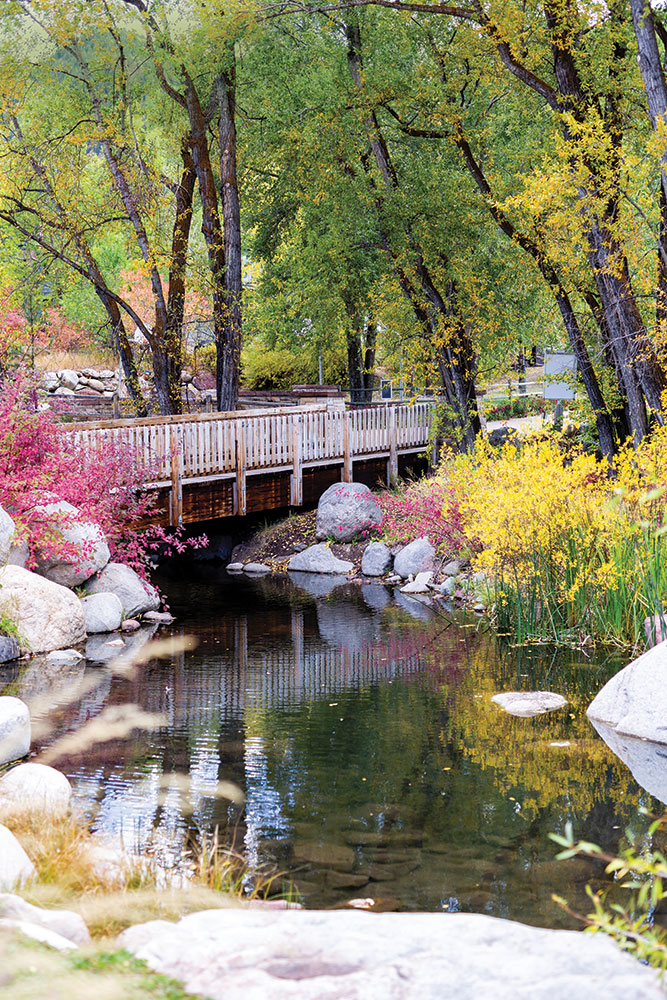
[0,372,206,579]
[376,480,470,557]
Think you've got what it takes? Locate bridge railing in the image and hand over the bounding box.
[67,402,433,522]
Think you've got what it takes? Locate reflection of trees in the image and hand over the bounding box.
[20,575,655,918]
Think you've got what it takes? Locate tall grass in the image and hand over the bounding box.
[493,519,667,649]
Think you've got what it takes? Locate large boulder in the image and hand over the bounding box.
[315,482,382,543]
[0,505,15,564]
[361,541,392,577]
[80,592,123,634]
[287,544,353,575]
[0,894,89,947]
[0,825,34,890]
[394,537,435,579]
[0,566,86,653]
[118,909,664,1000]
[33,500,110,588]
[0,697,30,766]
[0,763,72,818]
[83,562,160,618]
[587,639,667,743]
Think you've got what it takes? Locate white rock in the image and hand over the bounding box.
[0,566,86,653]
[57,369,79,391]
[1,915,72,950]
[0,697,30,766]
[0,918,77,951]
[226,563,244,572]
[84,843,129,887]
[288,544,353,575]
[439,577,457,597]
[400,571,433,594]
[117,909,664,1000]
[587,639,667,743]
[0,763,72,818]
[243,563,271,574]
[442,560,461,576]
[40,372,59,391]
[80,592,123,634]
[33,500,110,588]
[394,537,435,579]
[361,542,392,577]
[315,482,382,543]
[492,691,567,718]
[45,649,83,665]
[0,504,15,564]
[83,563,160,618]
[53,387,76,396]
[0,825,34,890]
[142,611,174,624]
[0,893,89,946]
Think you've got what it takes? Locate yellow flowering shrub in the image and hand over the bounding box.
[440,434,667,648]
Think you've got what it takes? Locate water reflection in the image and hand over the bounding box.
[0,570,655,926]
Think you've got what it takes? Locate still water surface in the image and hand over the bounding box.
[2,568,658,927]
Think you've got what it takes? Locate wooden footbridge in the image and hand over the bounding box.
[68,403,434,526]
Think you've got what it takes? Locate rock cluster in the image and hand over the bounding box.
[0,500,166,655]
[40,368,119,398]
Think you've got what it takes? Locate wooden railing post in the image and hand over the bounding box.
[387,406,398,487]
[169,424,183,526]
[235,419,247,516]
[342,410,352,482]
[290,413,303,506]
[428,404,439,469]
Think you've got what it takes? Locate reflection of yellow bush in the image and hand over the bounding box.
[445,643,642,821]
[442,431,667,646]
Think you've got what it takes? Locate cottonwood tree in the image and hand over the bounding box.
[264,0,667,446]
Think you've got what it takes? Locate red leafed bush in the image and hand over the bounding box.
[376,480,469,556]
[0,371,206,578]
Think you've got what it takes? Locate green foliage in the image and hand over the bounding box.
[551,815,667,974]
[241,344,315,390]
[0,609,19,642]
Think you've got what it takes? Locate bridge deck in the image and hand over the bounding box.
[67,403,434,525]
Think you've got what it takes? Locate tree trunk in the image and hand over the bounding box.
[346,22,482,451]
[216,59,243,413]
[163,141,196,415]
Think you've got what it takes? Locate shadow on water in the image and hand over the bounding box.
[2,567,656,926]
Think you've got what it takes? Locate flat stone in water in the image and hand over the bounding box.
[491,691,567,717]
[292,842,356,871]
[323,870,369,890]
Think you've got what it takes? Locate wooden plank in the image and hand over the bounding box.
[342,410,352,482]
[388,406,398,487]
[65,402,328,433]
[236,420,247,516]
[290,413,303,505]
[169,424,183,526]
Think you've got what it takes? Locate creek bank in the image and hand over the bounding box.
[118,908,664,1000]
[226,484,486,614]
[0,501,169,659]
